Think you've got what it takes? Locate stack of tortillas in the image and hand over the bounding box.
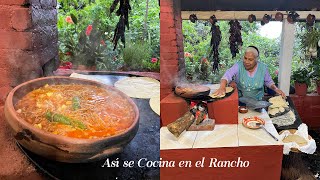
[209,87,233,98]
[268,95,289,116]
[282,134,308,147]
[115,77,160,115]
[114,77,160,99]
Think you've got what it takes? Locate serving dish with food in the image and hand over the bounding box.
[5,76,139,163]
[242,116,265,129]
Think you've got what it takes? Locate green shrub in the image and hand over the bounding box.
[123,42,152,70]
[57,0,160,72]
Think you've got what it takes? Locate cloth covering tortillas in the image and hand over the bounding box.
[149,95,160,116]
[279,124,317,154]
[114,77,160,99]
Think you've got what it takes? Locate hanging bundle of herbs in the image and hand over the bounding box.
[110,0,131,50]
[229,20,243,58]
[208,15,221,72]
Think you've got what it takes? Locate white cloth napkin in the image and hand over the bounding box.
[279,123,317,154]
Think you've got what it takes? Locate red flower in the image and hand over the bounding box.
[151,58,158,63]
[64,62,72,68]
[184,52,192,58]
[65,16,74,24]
[59,62,72,69]
[100,40,106,46]
[59,65,68,69]
[63,62,72,66]
[201,58,209,65]
[60,62,73,69]
[86,25,93,36]
[65,52,72,56]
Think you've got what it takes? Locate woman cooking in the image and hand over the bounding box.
[213,46,286,100]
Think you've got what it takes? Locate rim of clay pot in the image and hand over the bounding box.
[5,76,139,145]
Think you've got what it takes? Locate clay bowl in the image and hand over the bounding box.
[4,76,139,163]
[239,106,248,114]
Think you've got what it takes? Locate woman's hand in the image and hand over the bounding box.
[229,81,237,89]
[275,88,286,99]
[213,87,226,96]
[270,84,286,99]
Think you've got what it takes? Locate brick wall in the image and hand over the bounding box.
[0,0,58,105]
[160,0,184,100]
[290,94,320,129]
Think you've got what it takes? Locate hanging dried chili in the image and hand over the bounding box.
[209,15,221,72]
[229,20,243,58]
[112,16,126,51]
[110,0,131,50]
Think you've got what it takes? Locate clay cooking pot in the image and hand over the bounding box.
[4,76,139,163]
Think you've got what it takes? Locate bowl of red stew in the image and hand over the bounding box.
[4,76,139,163]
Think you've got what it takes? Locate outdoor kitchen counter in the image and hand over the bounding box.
[160,108,281,150]
[160,108,283,180]
[238,109,281,146]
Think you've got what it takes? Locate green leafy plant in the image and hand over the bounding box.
[300,28,320,51]
[122,42,152,71]
[185,55,197,80]
[310,59,320,84]
[57,0,160,72]
[199,57,210,81]
[142,57,160,72]
[291,66,312,86]
[59,15,117,67]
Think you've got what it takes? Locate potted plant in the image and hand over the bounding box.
[310,59,320,95]
[291,66,311,96]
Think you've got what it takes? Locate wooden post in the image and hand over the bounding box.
[278,18,295,95]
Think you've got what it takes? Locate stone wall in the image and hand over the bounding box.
[160,0,184,100]
[0,0,58,105]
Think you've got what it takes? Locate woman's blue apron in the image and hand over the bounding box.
[236,61,267,100]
